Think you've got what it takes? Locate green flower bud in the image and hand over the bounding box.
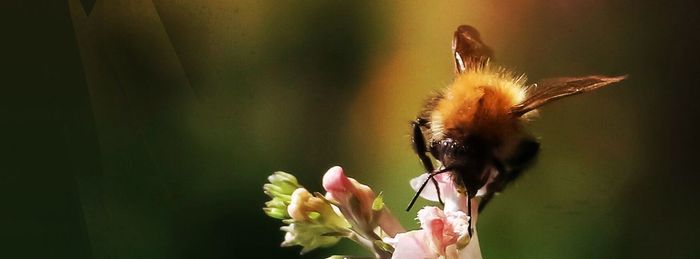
[268,171,301,192]
[281,223,342,254]
[263,171,306,221]
[263,207,288,220]
[263,171,352,254]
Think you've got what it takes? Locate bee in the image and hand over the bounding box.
[405,25,626,235]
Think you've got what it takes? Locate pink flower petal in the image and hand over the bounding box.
[390,230,434,259]
[322,166,352,193]
[411,206,475,257]
[376,207,405,237]
[321,166,379,226]
[418,206,457,254]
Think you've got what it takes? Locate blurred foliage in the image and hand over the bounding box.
[1,0,699,258]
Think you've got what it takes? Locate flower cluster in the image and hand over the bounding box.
[263,167,482,259]
[264,171,350,254]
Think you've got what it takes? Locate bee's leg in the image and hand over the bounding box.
[412,119,435,172]
[411,119,444,205]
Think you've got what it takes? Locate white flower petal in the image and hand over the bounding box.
[410,173,467,213]
[410,173,441,202]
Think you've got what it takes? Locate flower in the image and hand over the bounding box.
[389,229,432,258]
[322,166,405,238]
[409,171,487,229]
[322,166,376,223]
[264,167,484,258]
[409,173,467,213]
[287,188,349,229]
[281,222,343,254]
[418,207,470,253]
[387,206,472,259]
[402,171,487,259]
[264,171,353,254]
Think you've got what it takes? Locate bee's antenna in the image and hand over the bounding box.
[405,167,452,211]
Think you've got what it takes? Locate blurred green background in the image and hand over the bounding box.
[2,0,699,258]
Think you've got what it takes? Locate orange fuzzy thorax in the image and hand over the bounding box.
[430,66,528,142]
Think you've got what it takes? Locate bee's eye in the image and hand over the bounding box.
[436,139,456,153]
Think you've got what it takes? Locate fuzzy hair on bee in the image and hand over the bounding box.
[406,25,625,236]
[428,65,528,144]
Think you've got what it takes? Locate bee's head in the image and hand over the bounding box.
[431,136,491,197]
[432,137,489,166]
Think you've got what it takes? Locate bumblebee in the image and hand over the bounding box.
[406,25,625,234]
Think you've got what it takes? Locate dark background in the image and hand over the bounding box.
[1,1,699,258]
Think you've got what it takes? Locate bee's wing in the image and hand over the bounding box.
[453,25,493,74]
[510,75,627,117]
